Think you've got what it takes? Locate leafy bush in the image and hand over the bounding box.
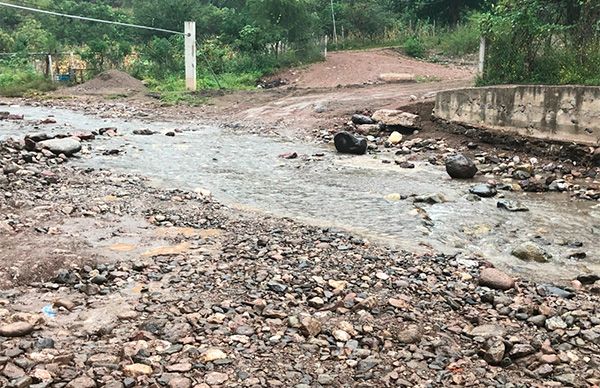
[0,61,56,97]
[403,36,426,58]
[435,18,481,56]
[479,0,600,86]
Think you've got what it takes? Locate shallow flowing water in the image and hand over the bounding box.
[2,105,599,284]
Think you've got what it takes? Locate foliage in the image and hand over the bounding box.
[403,36,426,58]
[0,59,56,97]
[479,0,600,85]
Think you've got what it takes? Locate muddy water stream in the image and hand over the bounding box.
[2,105,599,284]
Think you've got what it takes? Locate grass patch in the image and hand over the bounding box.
[0,64,56,97]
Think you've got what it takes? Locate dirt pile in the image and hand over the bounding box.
[67,70,147,96]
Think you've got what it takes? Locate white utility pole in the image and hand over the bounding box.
[330,0,338,44]
[478,37,486,75]
[48,54,54,82]
[184,21,197,92]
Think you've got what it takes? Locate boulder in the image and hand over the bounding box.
[445,154,478,179]
[497,200,529,212]
[334,132,367,155]
[469,184,497,198]
[38,138,82,156]
[512,242,550,263]
[372,109,419,128]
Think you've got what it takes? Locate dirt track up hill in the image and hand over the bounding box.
[270,48,475,88]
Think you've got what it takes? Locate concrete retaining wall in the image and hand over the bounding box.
[434,85,600,146]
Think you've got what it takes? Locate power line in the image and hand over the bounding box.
[0,1,184,35]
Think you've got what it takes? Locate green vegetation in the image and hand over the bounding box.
[479,0,600,86]
[2,0,597,95]
[0,59,56,97]
[0,0,491,97]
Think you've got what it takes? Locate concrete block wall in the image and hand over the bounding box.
[434,85,600,146]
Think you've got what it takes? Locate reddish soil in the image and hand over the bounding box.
[270,48,475,88]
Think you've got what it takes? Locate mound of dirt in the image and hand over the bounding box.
[268,48,475,89]
[68,70,147,96]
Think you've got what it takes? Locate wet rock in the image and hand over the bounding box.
[537,284,574,299]
[372,110,419,128]
[25,132,53,142]
[334,132,367,155]
[0,322,34,337]
[395,161,415,169]
[479,268,515,291]
[445,154,478,179]
[512,242,551,263]
[351,114,375,125]
[165,132,176,137]
[413,193,446,204]
[38,138,82,156]
[469,184,497,198]
[576,274,600,285]
[133,129,156,135]
[497,200,529,212]
[279,152,298,160]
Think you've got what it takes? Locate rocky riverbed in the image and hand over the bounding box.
[1,102,600,387]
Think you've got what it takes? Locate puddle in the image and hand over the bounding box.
[1,105,599,284]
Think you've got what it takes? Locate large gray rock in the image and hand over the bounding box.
[445,154,478,179]
[512,242,550,263]
[372,109,419,128]
[39,138,82,156]
[334,132,367,155]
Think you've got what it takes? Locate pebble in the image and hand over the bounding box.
[205,372,229,385]
[123,363,153,377]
